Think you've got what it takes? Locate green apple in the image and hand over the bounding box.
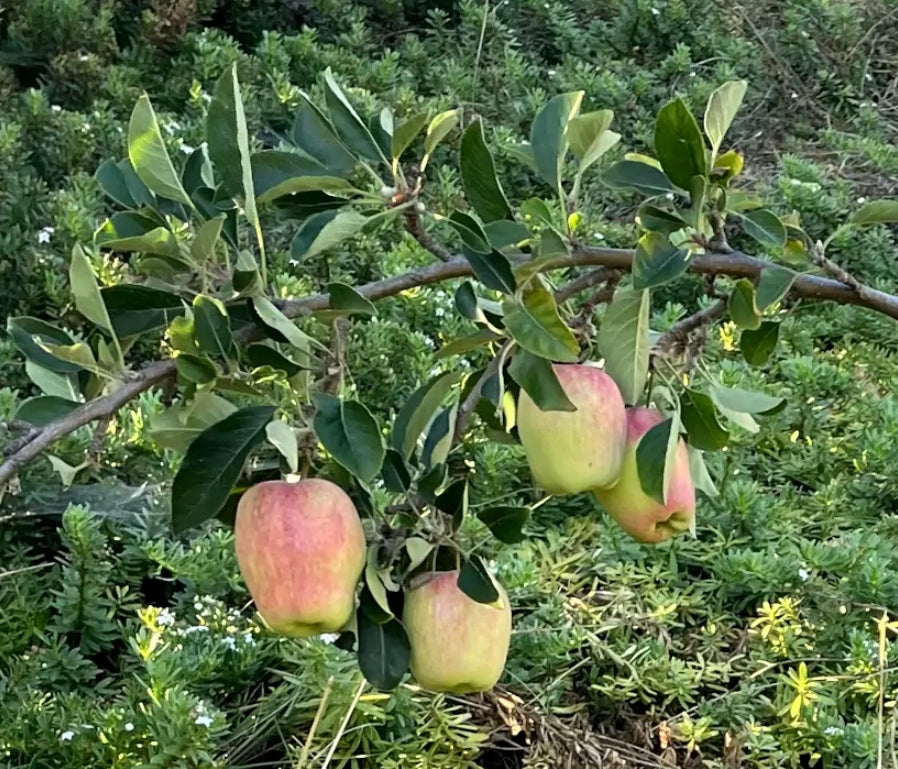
[403,570,512,694]
[234,478,366,637]
[516,363,627,495]
[594,407,695,543]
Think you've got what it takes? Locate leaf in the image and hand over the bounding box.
[148,393,237,452]
[292,98,357,175]
[405,537,434,571]
[709,384,784,414]
[69,246,117,341]
[392,371,464,459]
[507,348,575,411]
[568,109,620,173]
[687,445,719,498]
[598,286,650,405]
[728,279,762,330]
[182,144,215,194]
[632,232,690,290]
[325,282,377,317]
[265,419,299,473]
[457,556,500,605]
[207,64,260,242]
[15,396,81,426]
[364,548,394,619]
[312,393,385,483]
[99,286,185,338]
[291,209,368,261]
[391,112,429,162]
[704,80,747,156]
[654,98,708,190]
[381,448,411,493]
[193,296,233,359]
[323,68,386,165]
[739,209,787,249]
[95,159,138,208]
[680,389,729,451]
[530,91,584,189]
[755,266,797,311]
[435,478,468,532]
[251,150,350,203]
[636,415,681,505]
[850,199,898,225]
[637,204,688,234]
[24,362,78,400]
[96,214,181,259]
[245,344,303,376]
[176,353,217,384]
[485,220,531,250]
[477,506,530,544]
[171,405,275,533]
[421,109,461,169]
[251,296,321,357]
[463,247,518,295]
[421,406,457,469]
[356,612,410,691]
[8,317,79,373]
[128,93,191,204]
[48,455,90,488]
[435,329,500,360]
[603,159,676,197]
[460,119,513,223]
[502,286,579,362]
[741,321,780,366]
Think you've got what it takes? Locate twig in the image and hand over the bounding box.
[810,240,864,291]
[88,415,113,462]
[555,268,616,304]
[453,341,512,444]
[652,299,728,359]
[405,205,453,262]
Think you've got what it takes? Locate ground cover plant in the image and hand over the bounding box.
[1,1,898,767]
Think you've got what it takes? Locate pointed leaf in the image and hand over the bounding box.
[851,199,898,225]
[95,159,138,208]
[485,220,531,250]
[381,448,411,493]
[193,296,233,359]
[508,348,575,411]
[603,159,676,197]
[128,93,191,204]
[709,384,783,414]
[421,405,457,469]
[502,286,579,362]
[245,344,303,376]
[636,415,681,505]
[477,506,530,544]
[654,98,708,190]
[251,296,321,357]
[421,109,461,169]
[457,555,500,604]
[357,611,410,691]
[176,353,217,384]
[435,478,468,532]
[391,112,429,161]
[392,372,464,459]
[530,91,584,189]
[632,232,689,290]
[313,393,385,482]
[405,537,434,571]
[598,286,650,405]
[15,396,81,427]
[637,204,688,234]
[740,209,787,249]
[171,405,275,533]
[741,321,780,366]
[704,80,747,156]
[325,282,377,317]
[568,109,617,172]
[148,393,237,452]
[251,150,350,203]
[291,209,368,261]
[8,317,79,373]
[69,246,117,339]
[729,279,761,329]
[460,119,513,222]
[265,419,299,473]
[680,389,729,450]
[292,98,357,175]
[755,266,797,311]
[99,286,185,338]
[323,68,386,165]
[687,445,719,498]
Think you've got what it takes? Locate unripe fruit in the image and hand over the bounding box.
[516,363,628,495]
[234,478,366,637]
[594,407,695,544]
[403,570,512,694]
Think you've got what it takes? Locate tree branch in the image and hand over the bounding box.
[4,242,898,488]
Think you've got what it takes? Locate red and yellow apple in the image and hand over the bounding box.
[402,570,512,694]
[234,478,366,637]
[594,407,695,544]
[516,363,627,495]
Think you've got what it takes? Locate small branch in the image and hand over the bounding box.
[88,415,113,462]
[810,240,863,291]
[404,205,453,262]
[653,299,728,359]
[555,267,616,304]
[453,342,511,444]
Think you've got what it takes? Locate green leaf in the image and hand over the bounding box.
[251,150,350,203]
[182,145,215,194]
[508,348,575,411]
[457,556,500,604]
[15,396,81,426]
[850,199,898,225]
[603,159,676,197]
[176,353,217,384]
[728,279,761,330]
[265,419,299,473]
[291,209,368,261]
[741,321,780,366]
[435,329,500,360]
[405,537,433,571]
[484,220,531,250]
[25,362,79,399]
[193,296,233,359]
[96,214,181,259]
[477,506,530,544]
[392,371,464,459]
[48,455,90,488]
[245,344,303,376]
[421,109,461,169]
[292,98,357,175]
[704,80,747,156]
[687,445,719,498]
[207,64,260,242]
[530,91,584,189]
[709,384,783,414]
[654,98,708,190]
[568,109,619,174]
[171,405,275,533]
[364,547,394,620]
[739,209,787,249]
[356,612,410,691]
[251,296,320,357]
[95,159,138,208]
[100,285,185,338]
[8,317,79,373]
[435,478,468,532]
[502,286,579,362]
[191,216,224,265]
[325,282,377,317]
[520,197,557,228]
[680,389,729,450]
[323,68,387,165]
[391,112,429,162]
[312,393,385,483]
[637,204,688,234]
[598,286,650,405]
[128,93,191,204]
[755,266,797,311]
[381,449,411,493]
[460,119,513,223]
[632,232,690,290]
[421,406,457,469]
[69,246,117,340]
[148,393,237,452]
[636,414,681,506]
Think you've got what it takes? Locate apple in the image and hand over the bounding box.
[234,478,366,637]
[516,363,627,495]
[403,570,512,694]
[593,407,695,544]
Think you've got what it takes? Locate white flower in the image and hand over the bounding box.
[651,6,660,14]
[194,602,203,611]
[37,226,54,244]
[320,633,340,644]
[824,726,842,736]
[79,54,90,62]
[157,609,175,627]
[221,636,237,650]
[195,715,213,727]
[798,568,810,581]
[124,723,134,732]
[60,731,75,742]
[51,105,62,113]
[547,69,556,76]
[243,633,255,646]
[180,143,195,155]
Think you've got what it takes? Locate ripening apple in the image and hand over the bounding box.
[593,407,695,544]
[403,570,512,694]
[234,478,366,637]
[516,363,627,495]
